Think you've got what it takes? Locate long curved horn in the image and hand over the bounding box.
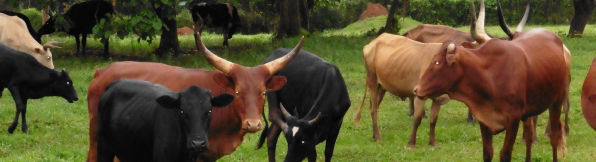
[43,41,63,50]
[307,112,321,125]
[516,4,530,32]
[263,36,305,74]
[275,119,289,133]
[473,0,491,43]
[280,103,293,120]
[195,32,234,74]
[497,0,515,39]
[470,0,478,41]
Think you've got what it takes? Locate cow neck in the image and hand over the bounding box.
[21,69,60,99]
[447,49,494,105]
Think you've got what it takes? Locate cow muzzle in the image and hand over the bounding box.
[189,140,207,154]
[244,119,262,133]
[413,86,428,100]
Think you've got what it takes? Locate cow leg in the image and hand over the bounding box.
[522,117,535,162]
[7,87,26,134]
[479,123,494,162]
[369,84,386,141]
[499,118,520,162]
[467,109,475,124]
[428,100,442,147]
[548,98,566,162]
[408,97,414,116]
[96,133,115,162]
[266,124,282,162]
[546,95,570,137]
[307,150,317,162]
[74,34,81,54]
[81,33,88,55]
[408,98,426,148]
[324,120,342,162]
[222,25,230,47]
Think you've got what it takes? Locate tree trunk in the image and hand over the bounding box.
[378,0,403,34]
[153,3,180,58]
[276,0,301,39]
[299,0,309,31]
[568,0,596,37]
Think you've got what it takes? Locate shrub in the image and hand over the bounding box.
[21,8,44,31]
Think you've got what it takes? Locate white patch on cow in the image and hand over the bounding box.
[292,127,299,137]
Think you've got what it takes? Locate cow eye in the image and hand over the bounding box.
[301,141,305,144]
[66,81,70,85]
[207,110,212,118]
[435,61,440,65]
[262,92,266,95]
[180,110,184,114]
[235,91,239,94]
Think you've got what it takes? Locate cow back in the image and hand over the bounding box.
[0,13,55,69]
[403,24,475,45]
[363,33,442,97]
[64,0,114,33]
[0,43,56,88]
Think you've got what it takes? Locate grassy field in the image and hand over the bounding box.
[1,17,596,161]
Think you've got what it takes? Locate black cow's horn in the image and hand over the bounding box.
[195,32,235,74]
[307,112,321,125]
[497,0,530,39]
[263,36,305,74]
[280,103,293,120]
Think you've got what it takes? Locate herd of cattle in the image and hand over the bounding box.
[0,0,595,161]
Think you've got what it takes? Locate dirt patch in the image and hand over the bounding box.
[177,27,195,35]
[359,3,388,21]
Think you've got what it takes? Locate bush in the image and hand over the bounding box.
[21,8,44,31]
[176,9,194,28]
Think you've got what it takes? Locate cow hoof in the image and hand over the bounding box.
[8,125,16,134]
[406,144,416,149]
[467,120,476,124]
[429,141,437,147]
[22,128,28,133]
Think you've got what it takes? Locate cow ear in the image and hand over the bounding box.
[156,94,180,109]
[211,94,234,108]
[266,76,287,91]
[213,73,234,89]
[49,71,59,79]
[446,54,457,65]
[35,48,42,54]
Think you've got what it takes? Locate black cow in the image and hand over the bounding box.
[0,10,41,43]
[190,2,241,47]
[38,0,114,58]
[257,48,351,162]
[0,42,78,134]
[96,79,234,162]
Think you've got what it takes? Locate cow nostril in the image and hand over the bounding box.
[192,140,206,148]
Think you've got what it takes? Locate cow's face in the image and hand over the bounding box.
[275,105,321,162]
[50,69,78,103]
[38,16,58,36]
[414,42,464,100]
[156,86,234,159]
[213,66,287,133]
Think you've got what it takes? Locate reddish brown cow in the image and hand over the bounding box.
[86,33,305,162]
[581,58,596,131]
[413,19,568,162]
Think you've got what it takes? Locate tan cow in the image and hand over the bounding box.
[355,33,449,147]
[0,13,60,69]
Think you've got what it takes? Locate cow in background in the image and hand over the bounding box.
[97,79,234,162]
[0,10,41,43]
[581,58,596,131]
[256,49,351,162]
[0,13,61,69]
[38,0,114,58]
[0,42,78,134]
[190,2,241,47]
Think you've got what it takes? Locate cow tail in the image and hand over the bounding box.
[558,122,567,161]
[354,84,368,126]
[255,110,269,149]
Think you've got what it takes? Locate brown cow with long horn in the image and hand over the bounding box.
[85,33,305,162]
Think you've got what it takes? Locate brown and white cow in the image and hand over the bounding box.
[582,58,596,131]
[86,33,304,162]
[0,13,60,69]
[413,14,568,162]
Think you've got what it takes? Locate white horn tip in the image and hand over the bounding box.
[447,43,456,53]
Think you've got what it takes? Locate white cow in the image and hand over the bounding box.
[0,13,60,69]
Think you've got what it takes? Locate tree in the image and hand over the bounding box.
[568,0,596,37]
[378,0,408,35]
[276,0,302,39]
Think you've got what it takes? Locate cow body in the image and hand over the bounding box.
[0,13,59,69]
[257,49,351,162]
[190,3,241,47]
[581,58,596,131]
[0,42,78,134]
[354,33,450,147]
[414,28,568,161]
[38,0,113,58]
[0,10,41,43]
[97,79,233,162]
[86,33,305,162]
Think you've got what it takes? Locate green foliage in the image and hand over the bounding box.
[176,9,194,28]
[20,8,43,30]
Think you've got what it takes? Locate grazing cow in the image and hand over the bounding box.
[97,79,234,162]
[85,33,305,162]
[0,42,78,134]
[190,2,241,47]
[413,3,568,160]
[38,0,114,58]
[0,13,61,69]
[256,49,351,162]
[581,58,596,131]
[0,10,41,43]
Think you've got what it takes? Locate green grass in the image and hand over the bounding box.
[1,20,596,161]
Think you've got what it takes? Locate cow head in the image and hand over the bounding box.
[50,69,78,103]
[33,41,62,69]
[275,104,321,162]
[195,32,304,133]
[414,42,464,100]
[38,12,58,36]
[156,86,234,159]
